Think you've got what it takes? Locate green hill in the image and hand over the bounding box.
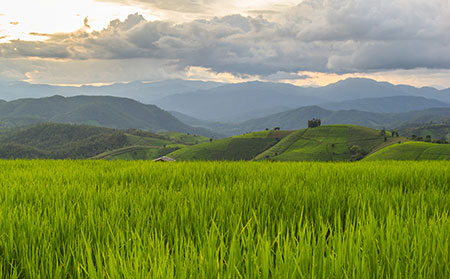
[168,125,405,161]
[94,132,208,160]
[363,141,450,161]
[255,125,406,161]
[0,123,197,159]
[0,95,219,138]
[168,130,292,161]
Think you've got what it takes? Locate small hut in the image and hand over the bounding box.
[153,156,176,162]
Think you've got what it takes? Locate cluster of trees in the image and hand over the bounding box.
[308,119,321,128]
[411,134,448,144]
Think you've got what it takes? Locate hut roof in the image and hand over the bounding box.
[153,156,176,162]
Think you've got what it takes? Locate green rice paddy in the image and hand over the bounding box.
[0,160,449,278]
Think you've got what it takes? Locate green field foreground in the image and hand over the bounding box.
[1,161,450,278]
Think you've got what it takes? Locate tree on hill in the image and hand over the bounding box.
[308,119,321,128]
[350,145,367,161]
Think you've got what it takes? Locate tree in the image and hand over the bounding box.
[350,145,367,161]
[425,135,432,142]
[308,119,321,128]
[274,127,280,131]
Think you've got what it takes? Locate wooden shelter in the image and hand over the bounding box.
[153,156,176,162]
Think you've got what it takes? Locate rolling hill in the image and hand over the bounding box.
[168,125,406,162]
[363,142,450,161]
[168,130,293,161]
[0,95,220,137]
[0,123,202,159]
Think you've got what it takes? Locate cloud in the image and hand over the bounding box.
[1,0,450,83]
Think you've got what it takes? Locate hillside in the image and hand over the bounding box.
[254,125,406,161]
[168,130,293,161]
[0,123,196,159]
[364,142,450,161]
[168,125,405,161]
[0,95,219,137]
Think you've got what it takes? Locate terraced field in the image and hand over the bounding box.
[171,125,406,161]
[364,141,450,161]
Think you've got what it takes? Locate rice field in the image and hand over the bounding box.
[0,160,450,278]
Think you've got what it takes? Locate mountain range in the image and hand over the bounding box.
[0,79,222,103]
[2,78,450,138]
[153,78,450,122]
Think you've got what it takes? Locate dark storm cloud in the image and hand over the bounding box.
[1,0,450,77]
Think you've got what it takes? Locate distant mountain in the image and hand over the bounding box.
[155,78,450,122]
[321,96,450,113]
[4,78,450,125]
[314,78,447,102]
[153,81,325,122]
[0,79,222,103]
[0,95,220,137]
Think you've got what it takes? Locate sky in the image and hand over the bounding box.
[0,0,450,88]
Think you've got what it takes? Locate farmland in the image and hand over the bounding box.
[1,160,450,278]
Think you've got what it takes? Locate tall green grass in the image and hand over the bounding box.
[0,160,450,278]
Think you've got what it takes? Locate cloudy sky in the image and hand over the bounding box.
[1,0,450,88]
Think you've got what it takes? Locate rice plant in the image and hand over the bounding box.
[0,160,449,278]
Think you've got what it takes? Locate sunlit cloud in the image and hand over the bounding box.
[0,0,449,90]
